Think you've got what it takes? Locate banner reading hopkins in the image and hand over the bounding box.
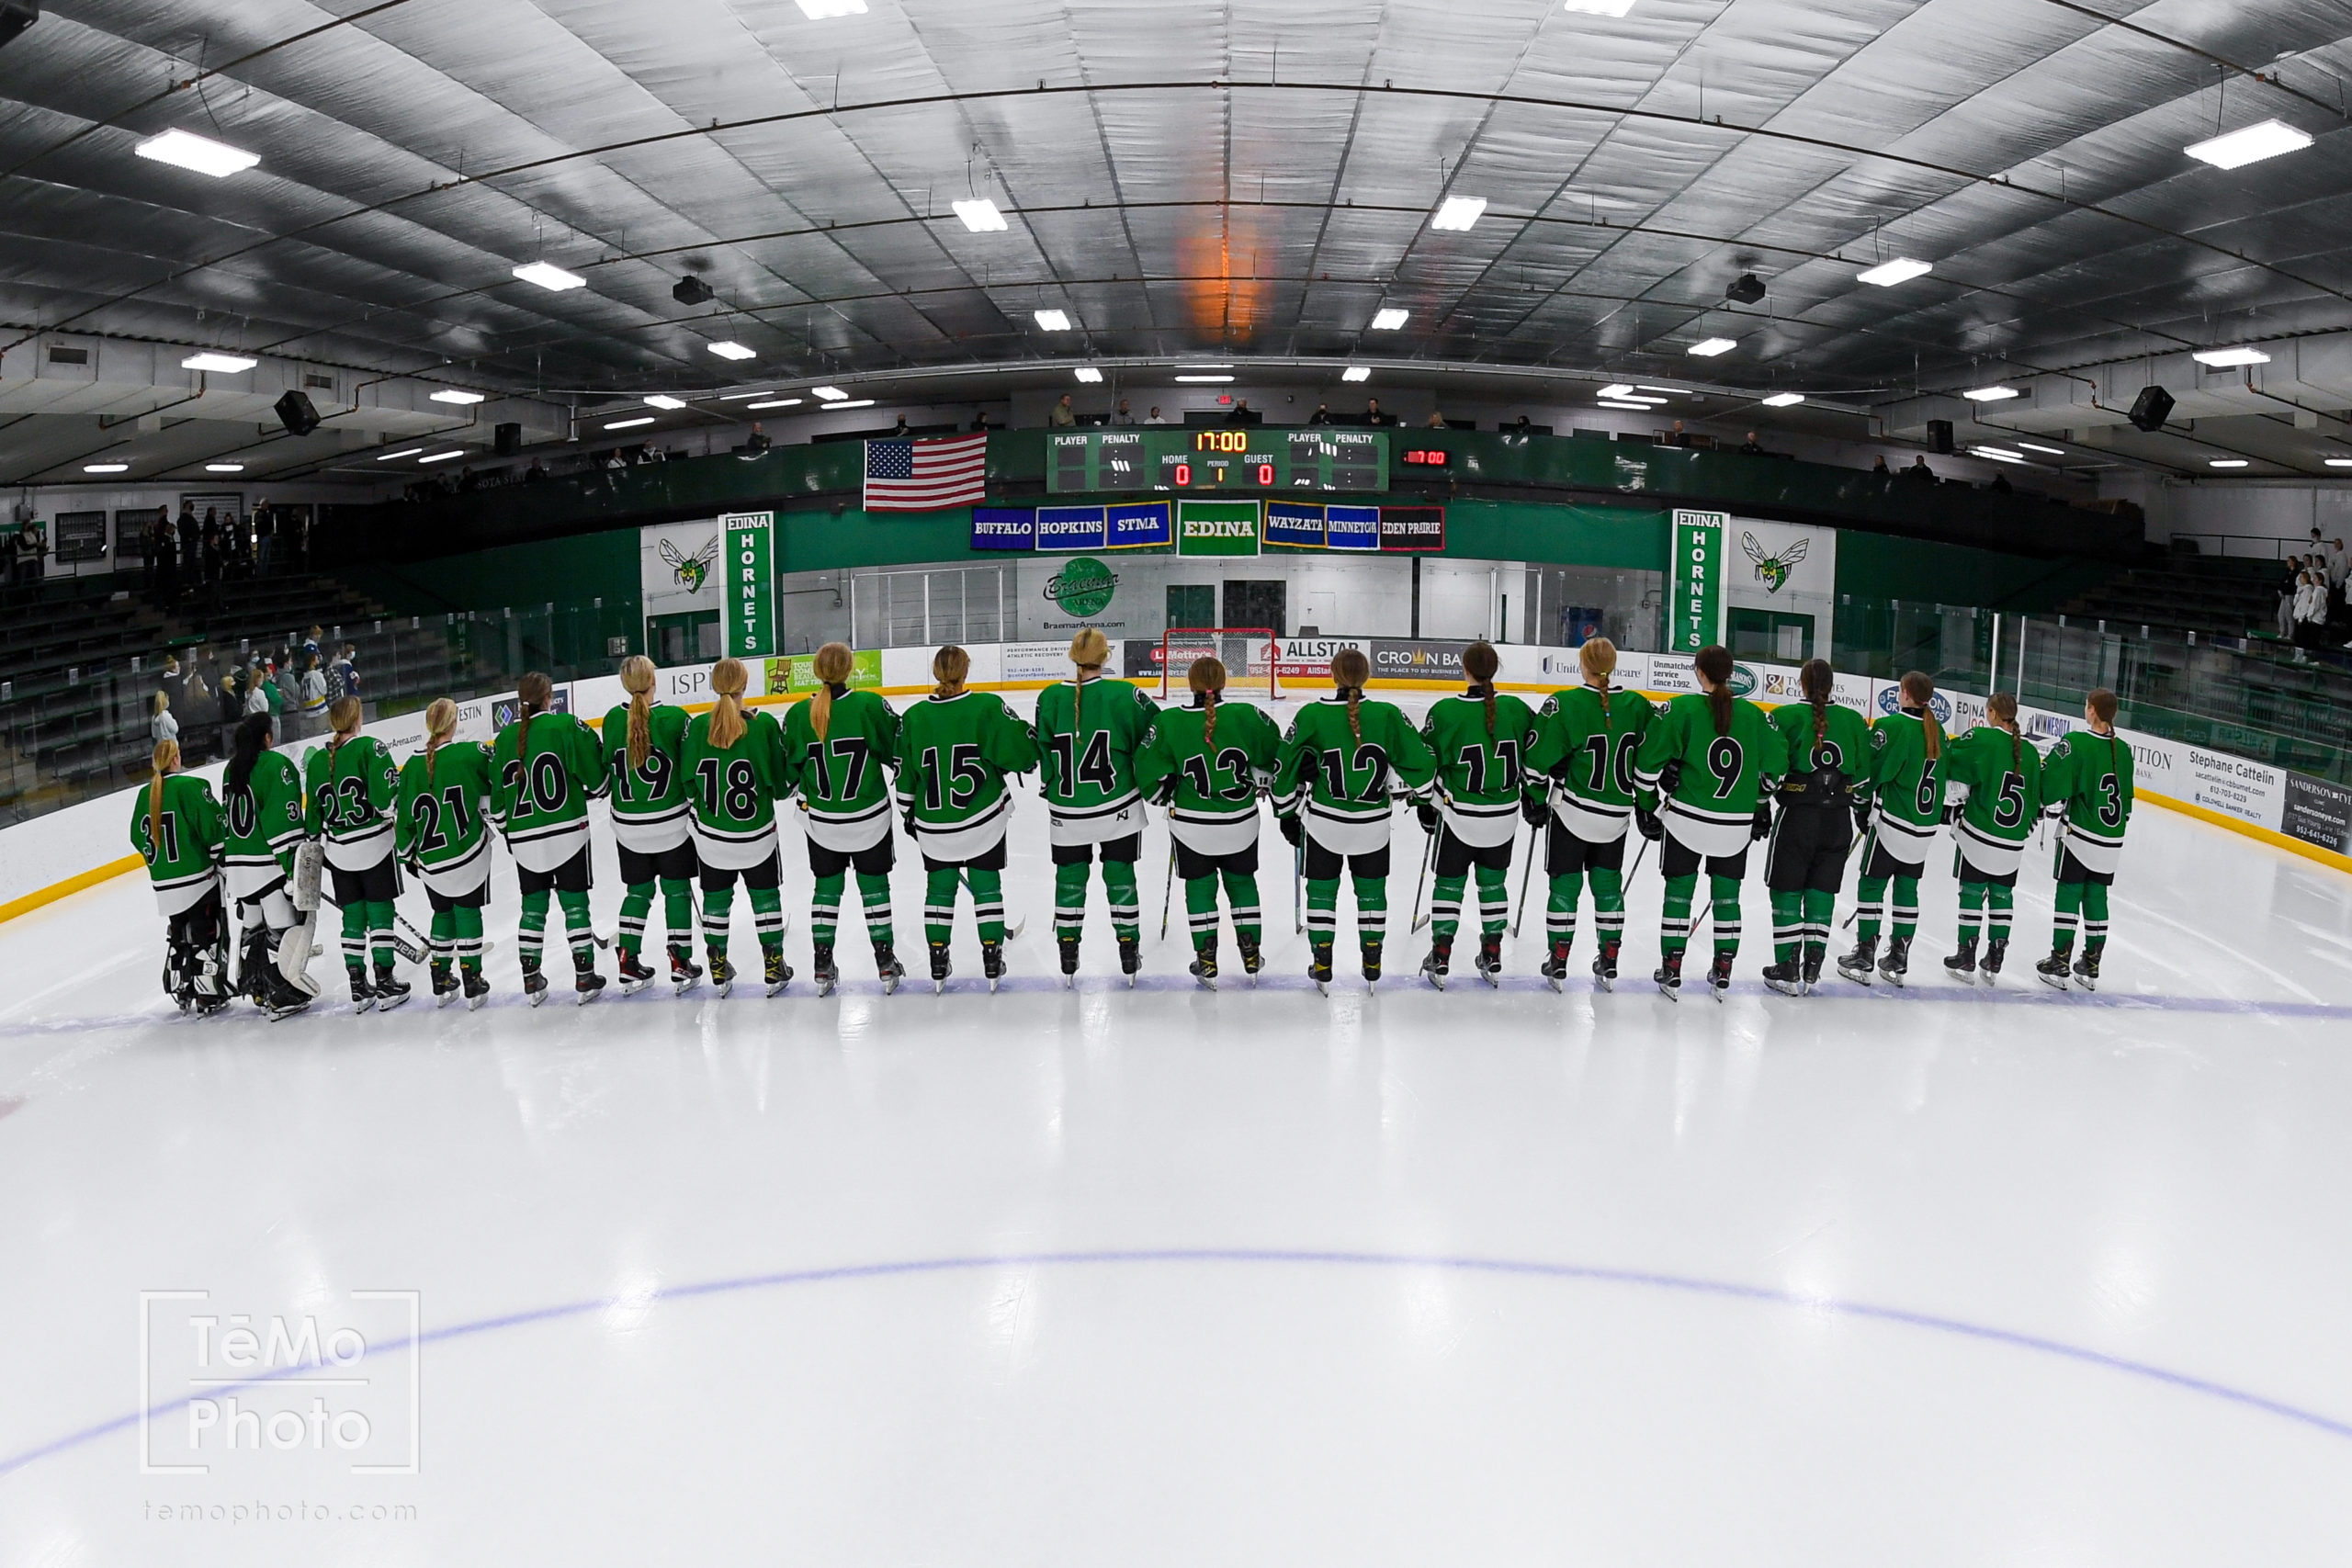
[1670,508,1725,652]
[721,511,774,658]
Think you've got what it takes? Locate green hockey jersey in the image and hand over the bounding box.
[1273,694,1438,854]
[398,740,494,893]
[1033,677,1159,847]
[681,707,792,870]
[1135,696,1283,855]
[1865,708,1949,866]
[2041,726,2133,875]
[1421,688,1538,848]
[600,701,692,853]
[130,773,223,915]
[305,733,399,871]
[780,687,901,852]
[1633,693,1789,857]
[894,691,1041,863]
[1525,683,1656,844]
[491,710,606,874]
[1770,699,1874,809]
[220,748,306,890]
[1945,723,2044,877]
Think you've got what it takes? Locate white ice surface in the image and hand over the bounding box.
[4,691,2351,1566]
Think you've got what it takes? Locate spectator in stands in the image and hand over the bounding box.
[200,509,226,586]
[215,662,243,738]
[2328,536,2347,604]
[526,457,548,482]
[243,666,271,717]
[298,654,328,735]
[1904,455,1936,482]
[1987,470,2013,494]
[1308,402,1333,426]
[150,692,177,745]
[1510,414,1533,433]
[6,521,40,585]
[176,502,199,579]
[888,414,910,437]
[1146,406,1166,424]
[2293,570,2327,649]
[1113,400,1135,427]
[969,409,995,432]
[331,644,360,702]
[1668,420,1690,446]
[743,424,772,455]
[253,500,276,575]
[2277,561,2301,637]
[1740,431,1763,454]
[159,653,187,716]
[1225,400,1255,425]
[1363,398,1389,426]
[287,505,309,570]
[1050,394,1079,429]
[1424,409,1448,429]
[147,507,176,606]
[1872,456,1891,475]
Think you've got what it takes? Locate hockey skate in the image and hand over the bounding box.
[1760,959,1803,996]
[574,953,606,1006]
[1654,947,1683,1001]
[1308,942,1334,996]
[763,948,792,997]
[1942,938,1977,982]
[1475,933,1503,987]
[1057,933,1080,988]
[980,940,1005,992]
[1362,938,1384,994]
[929,941,952,994]
[2073,943,2102,991]
[1189,947,1219,991]
[1419,937,1452,991]
[616,949,658,996]
[1593,939,1620,993]
[346,965,378,1014]
[462,969,492,1010]
[1117,936,1140,987]
[811,942,839,998]
[2035,950,2072,990]
[1836,936,1878,987]
[874,941,904,995]
[1877,935,1912,987]
[1235,931,1262,984]
[1707,949,1733,1001]
[520,955,548,1007]
[372,964,412,1012]
[1980,939,2007,984]
[709,953,736,998]
[430,964,459,1008]
[1800,949,1825,994]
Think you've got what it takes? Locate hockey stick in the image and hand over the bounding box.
[1159,840,1177,941]
[960,869,1024,941]
[1509,781,1557,939]
[1407,826,1438,933]
[1292,827,1305,935]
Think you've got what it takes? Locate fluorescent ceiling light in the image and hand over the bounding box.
[2185,118,2312,171]
[1635,386,1686,395]
[1970,446,2026,465]
[812,386,848,400]
[605,417,656,430]
[376,446,424,461]
[1761,392,1805,407]
[1033,310,1073,332]
[1597,383,1634,398]
[1176,363,1233,370]
[1073,367,1103,383]
[827,399,875,410]
[1687,337,1737,357]
[1341,367,1371,382]
[952,198,1007,232]
[419,449,466,463]
[181,352,256,374]
[643,395,687,410]
[1430,196,1487,231]
[1856,256,1933,288]
[1598,400,1652,411]
[706,341,756,361]
[1175,375,1234,383]
[428,389,484,405]
[795,0,866,15]
[718,390,776,401]
[513,261,585,292]
[745,398,803,411]
[83,462,130,474]
[2017,441,2067,456]
[1962,386,2019,401]
[1371,308,1409,330]
[2208,458,2249,468]
[2326,457,2352,468]
[2192,346,2270,367]
[134,128,260,178]
[1563,0,1638,14]
[1617,395,1668,406]
[205,463,245,473]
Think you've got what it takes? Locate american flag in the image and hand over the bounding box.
[863,433,988,512]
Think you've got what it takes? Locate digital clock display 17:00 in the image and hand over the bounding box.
[1047,429,1388,495]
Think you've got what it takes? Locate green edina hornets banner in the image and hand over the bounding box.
[1671,508,1724,651]
[722,511,774,658]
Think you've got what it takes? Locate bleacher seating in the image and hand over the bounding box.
[2052,554,2284,639]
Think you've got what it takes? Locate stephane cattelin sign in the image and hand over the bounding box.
[1671,508,1725,651]
[722,511,774,658]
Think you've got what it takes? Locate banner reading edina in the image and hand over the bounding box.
[1671,508,1725,652]
[722,511,774,658]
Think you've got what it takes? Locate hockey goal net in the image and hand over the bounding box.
[1156,627,1279,701]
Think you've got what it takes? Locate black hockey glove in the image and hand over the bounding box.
[1521,792,1550,828]
[1659,760,1684,796]
[1416,801,1440,835]
[1851,800,1871,837]
[901,807,919,840]
[1546,761,1573,786]
[1151,774,1179,807]
[1635,804,1665,841]
[1750,804,1773,840]
[1279,812,1303,848]
[1943,800,1963,826]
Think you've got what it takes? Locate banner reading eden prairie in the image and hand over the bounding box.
[1670,508,1725,652]
[721,511,774,658]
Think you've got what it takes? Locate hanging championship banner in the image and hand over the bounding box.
[1670,508,1725,652]
[722,511,774,658]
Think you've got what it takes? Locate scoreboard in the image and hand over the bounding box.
[1047,429,1387,495]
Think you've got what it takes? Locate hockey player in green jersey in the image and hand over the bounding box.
[1416,642,1537,987]
[1940,691,2043,985]
[131,738,232,1013]
[1034,627,1159,985]
[779,642,905,996]
[399,699,495,1009]
[491,671,610,1005]
[2036,686,2134,990]
[1761,659,1873,993]
[896,645,1042,992]
[219,713,316,1017]
[1272,647,1438,992]
[1135,655,1282,988]
[1838,671,1947,987]
[681,657,794,997]
[1633,645,1790,999]
[1522,637,1654,990]
[603,657,701,996]
[306,696,410,1010]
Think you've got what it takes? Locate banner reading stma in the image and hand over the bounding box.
[721,511,775,658]
[1670,509,1725,652]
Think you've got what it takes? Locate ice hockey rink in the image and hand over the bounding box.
[4,690,2351,1566]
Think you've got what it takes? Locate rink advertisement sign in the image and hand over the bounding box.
[1177,500,1261,557]
[2283,773,2352,853]
[1670,509,1725,651]
[721,512,774,659]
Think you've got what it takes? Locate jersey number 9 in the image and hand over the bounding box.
[1705,737,1743,799]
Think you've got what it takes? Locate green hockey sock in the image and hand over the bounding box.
[855,872,894,943]
[1475,863,1510,937]
[967,869,1006,943]
[1591,866,1627,949]
[368,900,398,969]
[1661,874,1697,956]
[923,868,958,945]
[1801,888,1835,966]
[2081,881,2109,953]
[1958,882,1986,945]
[429,909,456,975]
[1185,874,1220,953]
[660,877,695,951]
[1889,875,1919,942]
[1987,885,2014,944]
[454,906,484,975]
[1854,874,1887,942]
[1429,872,1467,942]
[1710,875,1742,957]
[1546,870,1585,953]
[750,886,785,954]
[1052,861,1089,939]
[518,890,549,962]
[1222,870,1261,943]
[617,880,655,957]
[1305,877,1340,943]
[1102,857,1140,942]
[703,886,735,959]
[557,889,594,959]
[1352,874,1388,949]
[338,901,368,969]
[812,872,845,942]
[1770,889,1802,966]
[2052,881,2083,953]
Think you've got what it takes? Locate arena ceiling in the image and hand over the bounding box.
[6,0,2352,479]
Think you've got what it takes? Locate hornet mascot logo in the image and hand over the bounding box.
[1741,530,1808,594]
[661,535,722,593]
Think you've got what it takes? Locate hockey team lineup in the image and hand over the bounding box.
[126,628,2146,1017]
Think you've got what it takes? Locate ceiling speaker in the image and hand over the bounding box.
[2128,384,2174,434]
[273,389,321,437]
[493,422,521,457]
[673,275,715,306]
[1925,418,1954,455]
[0,3,38,51]
[1725,272,1766,306]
